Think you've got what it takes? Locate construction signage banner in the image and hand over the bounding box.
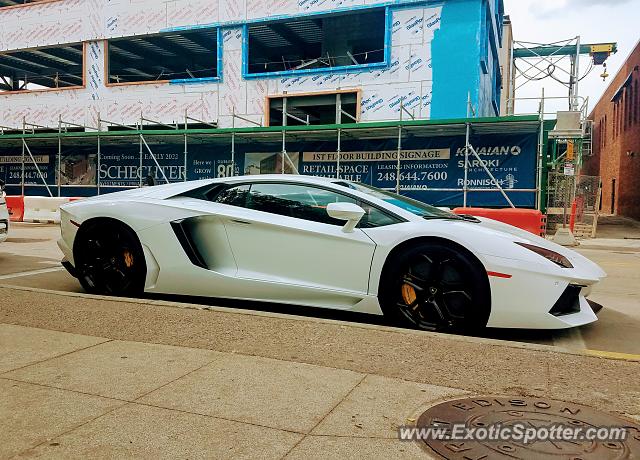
[0,132,537,207]
[294,133,538,207]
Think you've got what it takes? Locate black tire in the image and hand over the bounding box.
[379,241,490,333]
[75,220,146,297]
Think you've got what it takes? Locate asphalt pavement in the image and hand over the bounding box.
[1,222,639,357]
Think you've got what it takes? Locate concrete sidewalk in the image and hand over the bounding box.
[1,285,639,459]
[1,324,462,459]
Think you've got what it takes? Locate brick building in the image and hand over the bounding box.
[585,40,640,220]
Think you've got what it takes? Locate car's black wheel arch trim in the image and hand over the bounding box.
[378,236,492,328]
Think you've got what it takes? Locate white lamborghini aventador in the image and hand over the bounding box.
[58,175,606,332]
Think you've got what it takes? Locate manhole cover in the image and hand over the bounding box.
[415,396,640,459]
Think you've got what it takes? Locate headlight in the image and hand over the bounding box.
[515,242,574,268]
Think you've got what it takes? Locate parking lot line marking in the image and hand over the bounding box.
[584,349,640,362]
[0,267,65,280]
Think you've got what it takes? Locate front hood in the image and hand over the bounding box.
[474,216,606,279]
[475,216,549,245]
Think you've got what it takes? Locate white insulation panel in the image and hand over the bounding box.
[0,0,442,129]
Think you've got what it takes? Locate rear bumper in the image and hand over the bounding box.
[61,258,79,278]
[0,219,8,243]
[57,238,74,265]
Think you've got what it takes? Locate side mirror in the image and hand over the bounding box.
[327,202,365,233]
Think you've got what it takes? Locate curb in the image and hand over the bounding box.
[2,283,638,363]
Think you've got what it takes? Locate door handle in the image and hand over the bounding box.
[229,219,252,225]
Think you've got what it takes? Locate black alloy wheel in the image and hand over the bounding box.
[380,242,490,333]
[76,222,145,296]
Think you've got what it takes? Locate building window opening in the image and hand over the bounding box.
[107,29,220,85]
[268,91,359,126]
[0,0,48,7]
[0,43,84,92]
[246,8,387,77]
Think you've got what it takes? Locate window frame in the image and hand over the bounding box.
[494,0,504,44]
[105,28,223,88]
[265,89,362,127]
[242,6,393,80]
[492,53,502,116]
[211,180,406,228]
[480,0,499,76]
[0,42,87,95]
[0,0,60,10]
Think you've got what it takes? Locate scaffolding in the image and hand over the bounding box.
[0,106,551,210]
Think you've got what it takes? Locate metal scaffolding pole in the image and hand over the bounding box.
[22,139,53,197]
[140,134,170,185]
[281,130,286,174]
[282,98,287,127]
[183,111,188,182]
[336,128,342,179]
[138,123,143,188]
[536,89,545,210]
[231,132,236,177]
[21,119,25,196]
[463,122,470,207]
[57,115,62,197]
[97,115,102,196]
[396,125,402,194]
[568,36,582,111]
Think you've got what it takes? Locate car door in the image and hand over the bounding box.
[216,182,377,295]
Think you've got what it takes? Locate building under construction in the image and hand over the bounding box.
[0,0,561,211]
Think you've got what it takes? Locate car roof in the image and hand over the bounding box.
[128,174,341,200]
[87,174,423,222]
[225,174,338,184]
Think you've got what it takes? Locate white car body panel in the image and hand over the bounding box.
[58,175,606,330]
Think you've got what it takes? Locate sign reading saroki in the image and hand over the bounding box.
[302,150,451,163]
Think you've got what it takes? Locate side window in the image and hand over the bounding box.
[246,183,402,228]
[248,183,355,225]
[359,203,402,228]
[215,185,251,207]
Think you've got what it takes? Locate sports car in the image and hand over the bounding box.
[58,174,606,332]
[0,180,9,244]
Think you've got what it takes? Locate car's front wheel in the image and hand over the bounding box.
[75,220,146,297]
[379,241,490,333]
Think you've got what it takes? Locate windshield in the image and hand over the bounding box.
[336,181,461,220]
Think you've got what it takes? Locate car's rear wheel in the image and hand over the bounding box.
[379,242,490,333]
[75,221,146,297]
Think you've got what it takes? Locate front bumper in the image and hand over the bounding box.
[483,254,602,329]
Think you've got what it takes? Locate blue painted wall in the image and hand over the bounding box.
[431,0,503,119]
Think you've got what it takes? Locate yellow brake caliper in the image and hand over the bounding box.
[123,250,134,268]
[401,283,418,308]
